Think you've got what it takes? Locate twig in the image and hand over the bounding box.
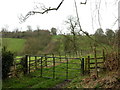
[97,0,101,28]
[74,0,107,52]
[19,0,64,23]
[80,0,87,4]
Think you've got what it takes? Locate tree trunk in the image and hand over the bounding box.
[118,29,120,75]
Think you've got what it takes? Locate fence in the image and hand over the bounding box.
[84,49,106,76]
[9,53,84,80]
[8,49,106,79]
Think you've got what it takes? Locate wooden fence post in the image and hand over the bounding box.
[52,54,55,79]
[40,57,43,77]
[35,56,37,70]
[103,49,106,71]
[45,54,47,67]
[94,47,98,77]
[85,58,88,74]
[59,52,61,62]
[24,55,28,75]
[88,56,90,75]
[81,58,84,75]
[28,56,31,74]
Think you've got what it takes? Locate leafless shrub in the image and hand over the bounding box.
[105,52,119,71]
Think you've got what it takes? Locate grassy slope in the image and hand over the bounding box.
[2,38,26,53]
[52,35,111,56]
[2,36,110,88]
[2,35,111,55]
[2,58,82,88]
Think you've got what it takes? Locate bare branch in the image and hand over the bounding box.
[97,0,102,28]
[80,0,87,5]
[90,2,95,31]
[74,0,82,32]
[74,0,107,51]
[111,18,118,29]
[20,0,64,23]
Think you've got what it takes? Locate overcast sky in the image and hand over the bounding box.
[0,0,118,34]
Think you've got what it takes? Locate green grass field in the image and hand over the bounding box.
[2,38,26,53]
[1,33,115,89]
[3,52,105,88]
[2,36,107,88]
[2,35,110,56]
[2,57,82,88]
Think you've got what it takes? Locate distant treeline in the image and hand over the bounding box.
[1,27,118,55]
[2,29,51,38]
[1,26,57,38]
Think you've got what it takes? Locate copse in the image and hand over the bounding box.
[24,30,52,55]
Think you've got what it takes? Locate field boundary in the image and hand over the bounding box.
[9,49,106,79]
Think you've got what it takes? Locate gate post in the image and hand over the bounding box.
[85,58,88,74]
[81,58,84,75]
[94,47,98,77]
[28,56,31,74]
[24,55,28,75]
[88,56,90,75]
[40,57,43,77]
[35,56,37,69]
[45,54,47,67]
[103,49,106,71]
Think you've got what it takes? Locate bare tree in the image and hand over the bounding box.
[20,0,119,51]
[19,0,120,75]
[64,16,80,55]
[27,25,32,31]
[19,0,101,41]
[118,28,120,75]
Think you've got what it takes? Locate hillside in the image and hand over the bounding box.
[2,35,119,89]
[2,38,26,54]
[2,35,112,56]
[52,35,112,55]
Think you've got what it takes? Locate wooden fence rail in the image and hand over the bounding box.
[9,54,83,79]
[84,49,106,76]
[8,49,106,79]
